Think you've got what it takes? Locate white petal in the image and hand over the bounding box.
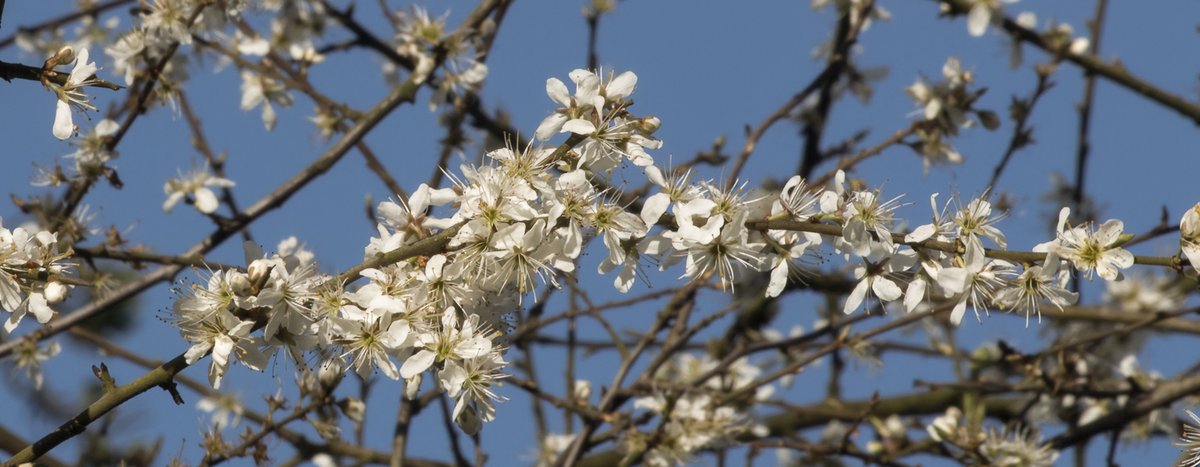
[967,5,991,37]
[52,100,74,140]
[844,279,870,314]
[185,342,213,365]
[924,99,943,120]
[194,188,220,214]
[163,192,185,213]
[1184,244,1200,274]
[1098,220,1124,245]
[0,277,21,312]
[872,277,903,302]
[535,114,568,141]
[766,260,789,298]
[614,263,636,293]
[95,119,119,136]
[906,224,937,243]
[562,118,596,135]
[546,77,571,106]
[640,192,671,227]
[606,71,637,99]
[400,349,437,379]
[261,102,277,131]
[949,299,968,325]
[1055,207,1071,234]
[27,293,54,323]
[211,335,235,368]
[375,352,401,380]
[904,278,926,313]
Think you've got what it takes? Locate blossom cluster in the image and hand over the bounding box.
[927,406,1059,466]
[386,5,489,109]
[626,354,769,466]
[164,66,1150,440]
[0,218,73,335]
[906,57,999,170]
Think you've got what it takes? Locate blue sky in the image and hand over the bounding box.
[2,0,1200,465]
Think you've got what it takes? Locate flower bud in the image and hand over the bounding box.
[1180,203,1200,274]
[338,397,366,423]
[319,357,345,390]
[1181,203,1200,242]
[43,281,68,304]
[45,46,75,69]
[976,110,1000,130]
[637,116,661,135]
[572,380,591,403]
[229,272,252,296]
[247,259,272,286]
[405,374,422,400]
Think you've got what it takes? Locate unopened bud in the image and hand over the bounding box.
[637,116,661,135]
[976,110,1000,131]
[338,397,366,423]
[319,357,345,389]
[43,281,68,304]
[572,380,591,403]
[229,272,252,296]
[45,46,75,69]
[405,374,422,399]
[247,259,272,286]
[1181,203,1200,242]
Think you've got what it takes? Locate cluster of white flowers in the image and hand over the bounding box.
[623,354,769,466]
[163,164,236,215]
[906,57,999,170]
[21,58,1192,445]
[388,5,488,109]
[927,407,1059,466]
[0,219,73,334]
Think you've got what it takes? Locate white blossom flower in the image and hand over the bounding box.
[49,47,100,140]
[175,308,266,389]
[439,350,508,434]
[485,220,563,296]
[334,305,410,380]
[926,407,961,442]
[12,340,60,389]
[674,211,765,291]
[536,433,577,467]
[538,69,659,170]
[938,241,1012,325]
[401,312,493,380]
[240,70,294,131]
[1046,208,1134,281]
[163,165,236,214]
[65,119,119,175]
[141,0,194,45]
[994,252,1078,326]
[105,30,145,85]
[841,189,903,257]
[951,196,1007,248]
[844,246,916,314]
[197,393,244,430]
[979,427,1058,467]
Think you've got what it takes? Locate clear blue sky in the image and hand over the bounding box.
[2,1,1199,465]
